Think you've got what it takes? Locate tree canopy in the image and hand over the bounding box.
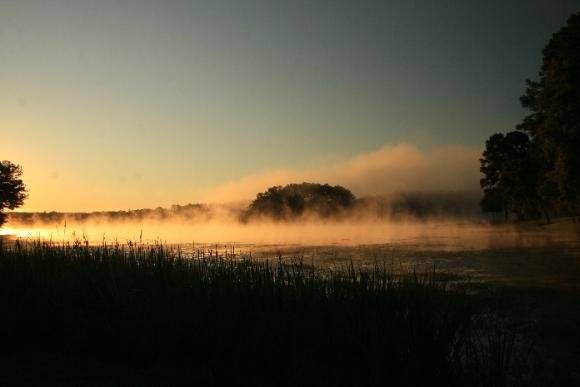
[479,132,545,220]
[242,183,356,221]
[0,161,28,227]
[480,11,580,221]
[518,11,580,215]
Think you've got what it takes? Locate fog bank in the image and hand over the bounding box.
[198,143,481,203]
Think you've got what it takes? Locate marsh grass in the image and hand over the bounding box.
[0,239,527,386]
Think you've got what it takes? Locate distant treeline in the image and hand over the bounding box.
[364,191,482,220]
[8,204,214,225]
[241,183,481,221]
[480,12,580,222]
[8,186,482,225]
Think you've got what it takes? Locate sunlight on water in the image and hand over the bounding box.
[0,227,44,238]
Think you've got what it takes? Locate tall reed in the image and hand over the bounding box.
[0,239,525,386]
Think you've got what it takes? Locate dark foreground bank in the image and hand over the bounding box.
[0,240,529,386]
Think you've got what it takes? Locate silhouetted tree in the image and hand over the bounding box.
[480,11,580,222]
[0,161,27,227]
[480,132,548,221]
[518,11,580,217]
[243,183,356,221]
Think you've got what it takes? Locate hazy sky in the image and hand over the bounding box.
[2,0,579,211]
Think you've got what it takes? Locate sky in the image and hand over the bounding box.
[2,0,579,211]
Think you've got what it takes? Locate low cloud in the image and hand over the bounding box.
[198,143,482,203]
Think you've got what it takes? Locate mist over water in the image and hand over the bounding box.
[5,213,580,290]
[3,215,577,250]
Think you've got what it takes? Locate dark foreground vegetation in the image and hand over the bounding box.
[0,239,531,387]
